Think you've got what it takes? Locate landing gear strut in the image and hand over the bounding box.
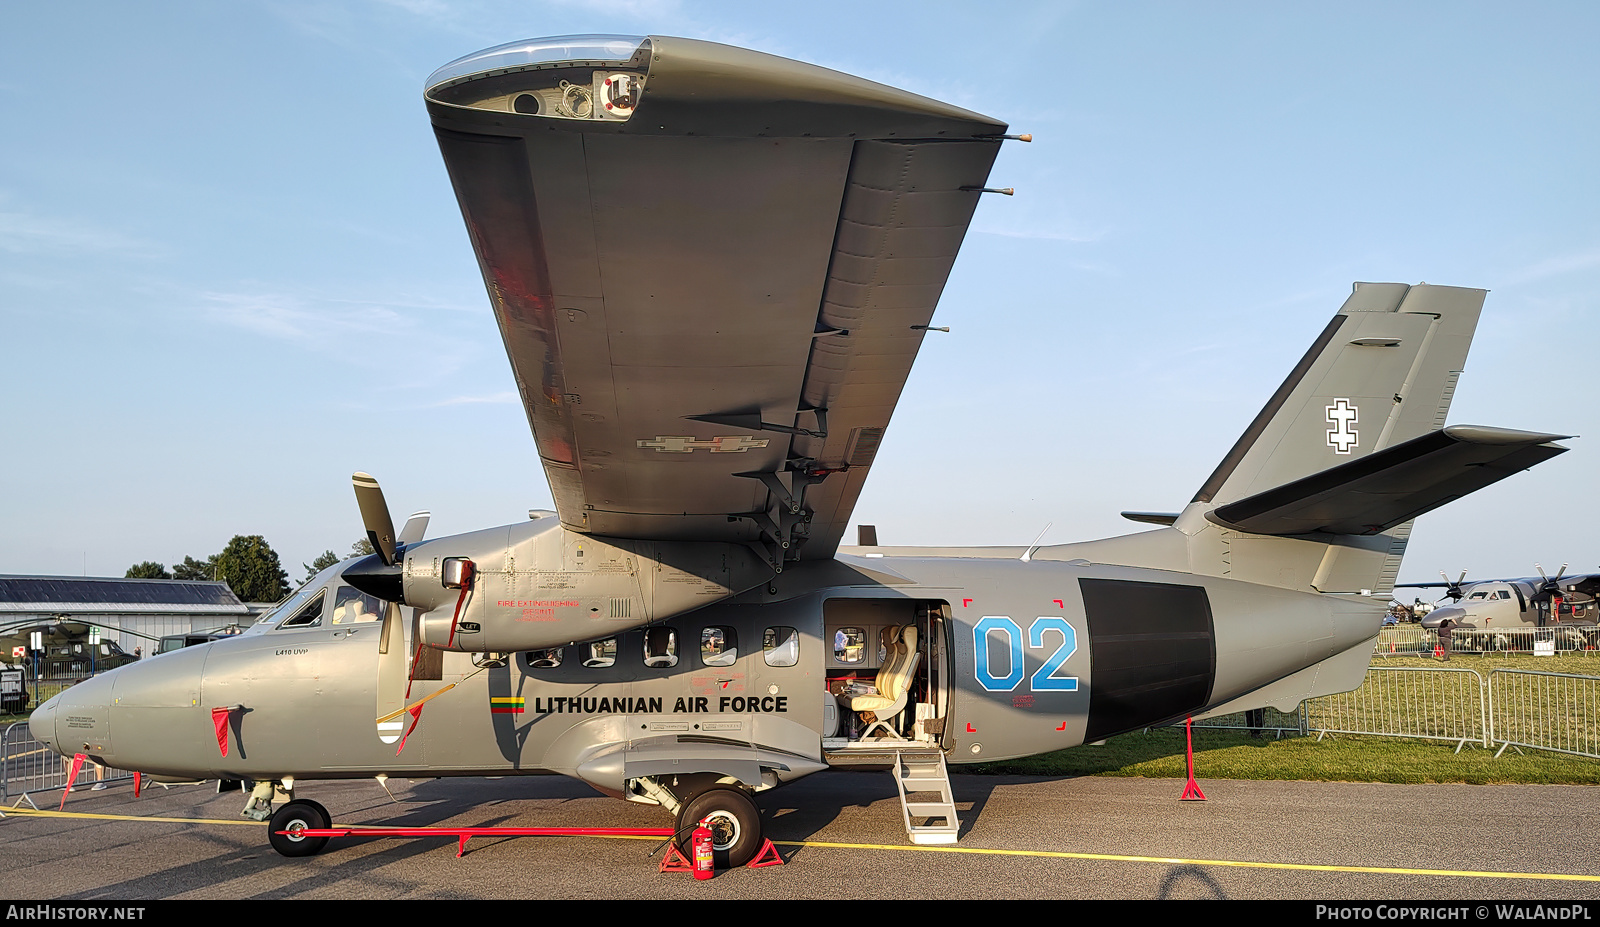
[241,778,295,821]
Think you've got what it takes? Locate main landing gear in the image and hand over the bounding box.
[674,788,762,868]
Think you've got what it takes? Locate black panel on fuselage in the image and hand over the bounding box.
[1079,578,1215,741]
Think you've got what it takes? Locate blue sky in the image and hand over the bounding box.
[3,1,1597,591]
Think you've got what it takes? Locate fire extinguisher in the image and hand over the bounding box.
[692,818,714,880]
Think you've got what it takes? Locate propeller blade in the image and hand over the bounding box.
[379,600,403,655]
[353,472,398,566]
[376,600,407,725]
[398,511,431,546]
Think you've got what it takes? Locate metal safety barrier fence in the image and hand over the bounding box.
[1488,669,1600,760]
[0,721,132,806]
[1190,707,1304,738]
[1375,625,1600,657]
[1303,666,1488,751]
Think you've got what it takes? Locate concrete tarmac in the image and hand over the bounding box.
[0,772,1596,900]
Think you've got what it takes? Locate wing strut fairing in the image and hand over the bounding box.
[426,35,1008,571]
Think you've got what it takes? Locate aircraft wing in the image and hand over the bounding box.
[425,36,1005,562]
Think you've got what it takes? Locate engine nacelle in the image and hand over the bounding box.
[348,516,771,652]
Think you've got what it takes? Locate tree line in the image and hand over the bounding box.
[124,537,374,603]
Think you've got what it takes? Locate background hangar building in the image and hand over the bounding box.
[0,576,259,667]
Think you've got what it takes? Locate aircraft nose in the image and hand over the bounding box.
[28,695,58,754]
[35,673,116,760]
[1424,605,1465,629]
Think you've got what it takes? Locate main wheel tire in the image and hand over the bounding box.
[268,799,331,858]
[675,788,761,868]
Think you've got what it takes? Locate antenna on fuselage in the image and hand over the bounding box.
[1020,523,1053,563]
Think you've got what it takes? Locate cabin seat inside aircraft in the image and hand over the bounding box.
[643,627,676,667]
[846,625,920,739]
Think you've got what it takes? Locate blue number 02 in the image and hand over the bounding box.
[974,616,1079,692]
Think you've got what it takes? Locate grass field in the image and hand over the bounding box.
[965,727,1600,785]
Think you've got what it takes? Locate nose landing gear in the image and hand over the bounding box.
[268,799,332,857]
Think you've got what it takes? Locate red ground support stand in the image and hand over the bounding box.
[1179,716,1206,801]
[747,839,784,868]
[658,842,694,873]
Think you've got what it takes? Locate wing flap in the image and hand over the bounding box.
[1208,425,1570,536]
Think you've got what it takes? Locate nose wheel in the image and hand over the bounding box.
[268,799,331,857]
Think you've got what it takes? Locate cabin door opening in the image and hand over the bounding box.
[822,598,951,747]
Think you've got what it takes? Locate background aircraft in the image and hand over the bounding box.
[29,34,1570,866]
[1398,566,1600,647]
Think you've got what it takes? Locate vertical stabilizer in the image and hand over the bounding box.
[1049,282,1520,597]
[1192,282,1484,508]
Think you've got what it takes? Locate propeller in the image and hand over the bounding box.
[1532,562,1569,603]
[349,472,431,728]
[1438,570,1469,602]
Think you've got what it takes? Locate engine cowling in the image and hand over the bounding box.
[344,515,771,651]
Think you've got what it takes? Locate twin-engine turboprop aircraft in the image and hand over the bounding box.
[30,34,1571,865]
[1401,567,1600,648]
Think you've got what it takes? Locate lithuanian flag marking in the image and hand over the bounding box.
[490,697,525,714]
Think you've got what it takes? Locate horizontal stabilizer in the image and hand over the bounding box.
[1207,425,1569,536]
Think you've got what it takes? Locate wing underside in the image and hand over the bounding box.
[427,35,1006,564]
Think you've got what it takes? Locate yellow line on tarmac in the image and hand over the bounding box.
[9,809,1595,882]
[5,807,260,827]
[773,840,1600,883]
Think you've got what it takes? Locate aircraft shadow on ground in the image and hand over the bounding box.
[753,770,998,856]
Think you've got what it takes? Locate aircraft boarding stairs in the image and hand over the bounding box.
[824,742,960,844]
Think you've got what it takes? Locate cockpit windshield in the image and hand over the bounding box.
[241,561,344,635]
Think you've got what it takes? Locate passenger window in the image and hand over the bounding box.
[834,627,866,664]
[763,627,798,667]
[701,627,737,667]
[280,591,326,628]
[643,627,678,667]
[332,586,383,624]
[527,648,562,668]
[583,639,617,668]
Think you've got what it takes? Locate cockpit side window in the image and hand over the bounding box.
[280,590,326,629]
[332,586,382,624]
